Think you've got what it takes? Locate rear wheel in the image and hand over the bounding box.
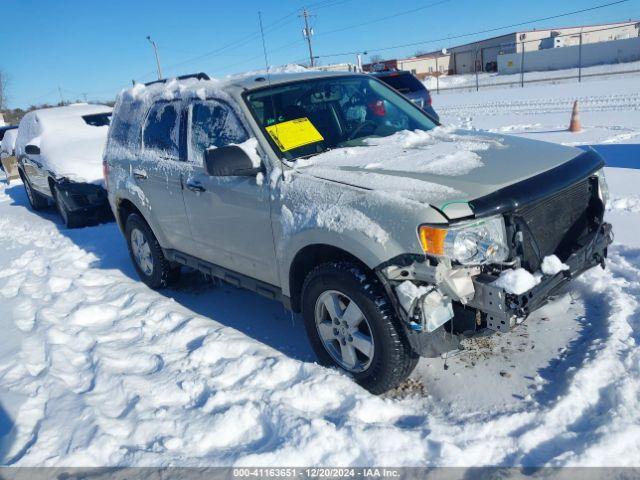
[20,171,48,210]
[125,213,180,289]
[301,261,418,394]
[53,184,83,228]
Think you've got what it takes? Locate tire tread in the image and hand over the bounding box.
[302,261,418,394]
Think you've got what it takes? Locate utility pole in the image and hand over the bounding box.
[578,28,584,82]
[58,86,65,105]
[146,36,163,80]
[300,9,315,67]
[520,39,525,88]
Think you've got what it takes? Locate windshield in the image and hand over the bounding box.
[244,75,437,161]
[82,112,112,127]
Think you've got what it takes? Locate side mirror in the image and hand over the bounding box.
[204,145,261,177]
[25,144,41,155]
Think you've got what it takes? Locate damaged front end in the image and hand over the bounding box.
[377,258,482,357]
[376,155,613,358]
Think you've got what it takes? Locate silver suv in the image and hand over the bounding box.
[104,71,612,393]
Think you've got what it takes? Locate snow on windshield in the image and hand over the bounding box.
[15,104,113,184]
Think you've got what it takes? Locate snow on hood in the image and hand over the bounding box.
[16,104,112,184]
[297,126,585,208]
[300,127,496,175]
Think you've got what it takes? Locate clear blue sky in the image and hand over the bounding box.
[1,0,638,108]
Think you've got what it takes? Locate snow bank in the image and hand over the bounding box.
[15,104,112,184]
[609,195,640,213]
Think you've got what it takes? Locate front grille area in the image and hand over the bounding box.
[508,177,599,271]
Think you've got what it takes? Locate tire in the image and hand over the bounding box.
[125,213,180,289]
[52,184,83,228]
[301,261,418,394]
[20,170,48,211]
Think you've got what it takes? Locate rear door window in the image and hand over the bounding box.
[143,102,181,158]
[188,100,248,164]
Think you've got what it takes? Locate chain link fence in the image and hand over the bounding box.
[417,23,640,94]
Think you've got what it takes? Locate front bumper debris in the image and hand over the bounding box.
[466,222,613,332]
[378,222,613,358]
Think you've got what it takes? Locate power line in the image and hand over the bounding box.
[158,0,359,75]
[315,0,451,37]
[159,5,320,75]
[315,0,632,58]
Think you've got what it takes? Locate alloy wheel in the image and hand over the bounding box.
[314,290,375,373]
[130,228,154,277]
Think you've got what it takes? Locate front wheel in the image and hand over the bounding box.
[125,213,180,289]
[301,262,418,394]
[20,170,48,211]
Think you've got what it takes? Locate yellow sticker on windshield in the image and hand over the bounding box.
[265,117,324,152]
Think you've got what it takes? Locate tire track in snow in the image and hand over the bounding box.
[437,92,640,118]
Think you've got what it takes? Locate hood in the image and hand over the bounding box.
[39,128,109,184]
[296,128,585,218]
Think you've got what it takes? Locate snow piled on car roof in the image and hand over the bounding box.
[15,104,112,184]
[106,77,236,156]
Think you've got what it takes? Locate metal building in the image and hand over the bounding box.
[379,20,640,77]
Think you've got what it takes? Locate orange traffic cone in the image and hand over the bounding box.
[569,100,582,133]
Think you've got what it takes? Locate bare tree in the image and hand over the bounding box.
[369,54,384,63]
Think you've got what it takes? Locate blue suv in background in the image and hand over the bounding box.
[371,70,439,122]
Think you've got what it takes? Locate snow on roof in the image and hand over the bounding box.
[108,68,357,158]
[16,104,113,184]
[117,68,360,107]
[33,103,112,127]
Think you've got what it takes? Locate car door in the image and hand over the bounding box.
[181,99,278,286]
[21,148,50,195]
[19,125,50,196]
[137,100,192,249]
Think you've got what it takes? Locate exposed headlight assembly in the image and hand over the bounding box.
[594,169,609,205]
[418,215,509,265]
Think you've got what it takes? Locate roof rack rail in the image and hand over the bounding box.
[144,72,210,87]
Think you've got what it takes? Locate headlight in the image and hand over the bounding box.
[595,169,609,205]
[418,215,509,265]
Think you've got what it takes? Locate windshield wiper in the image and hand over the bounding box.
[294,148,332,161]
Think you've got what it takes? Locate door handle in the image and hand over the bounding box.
[132,169,147,180]
[186,179,206,192]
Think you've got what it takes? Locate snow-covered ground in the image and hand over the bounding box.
[424,59,640,91]
[1,72,639,468]
[434,72,640,149]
